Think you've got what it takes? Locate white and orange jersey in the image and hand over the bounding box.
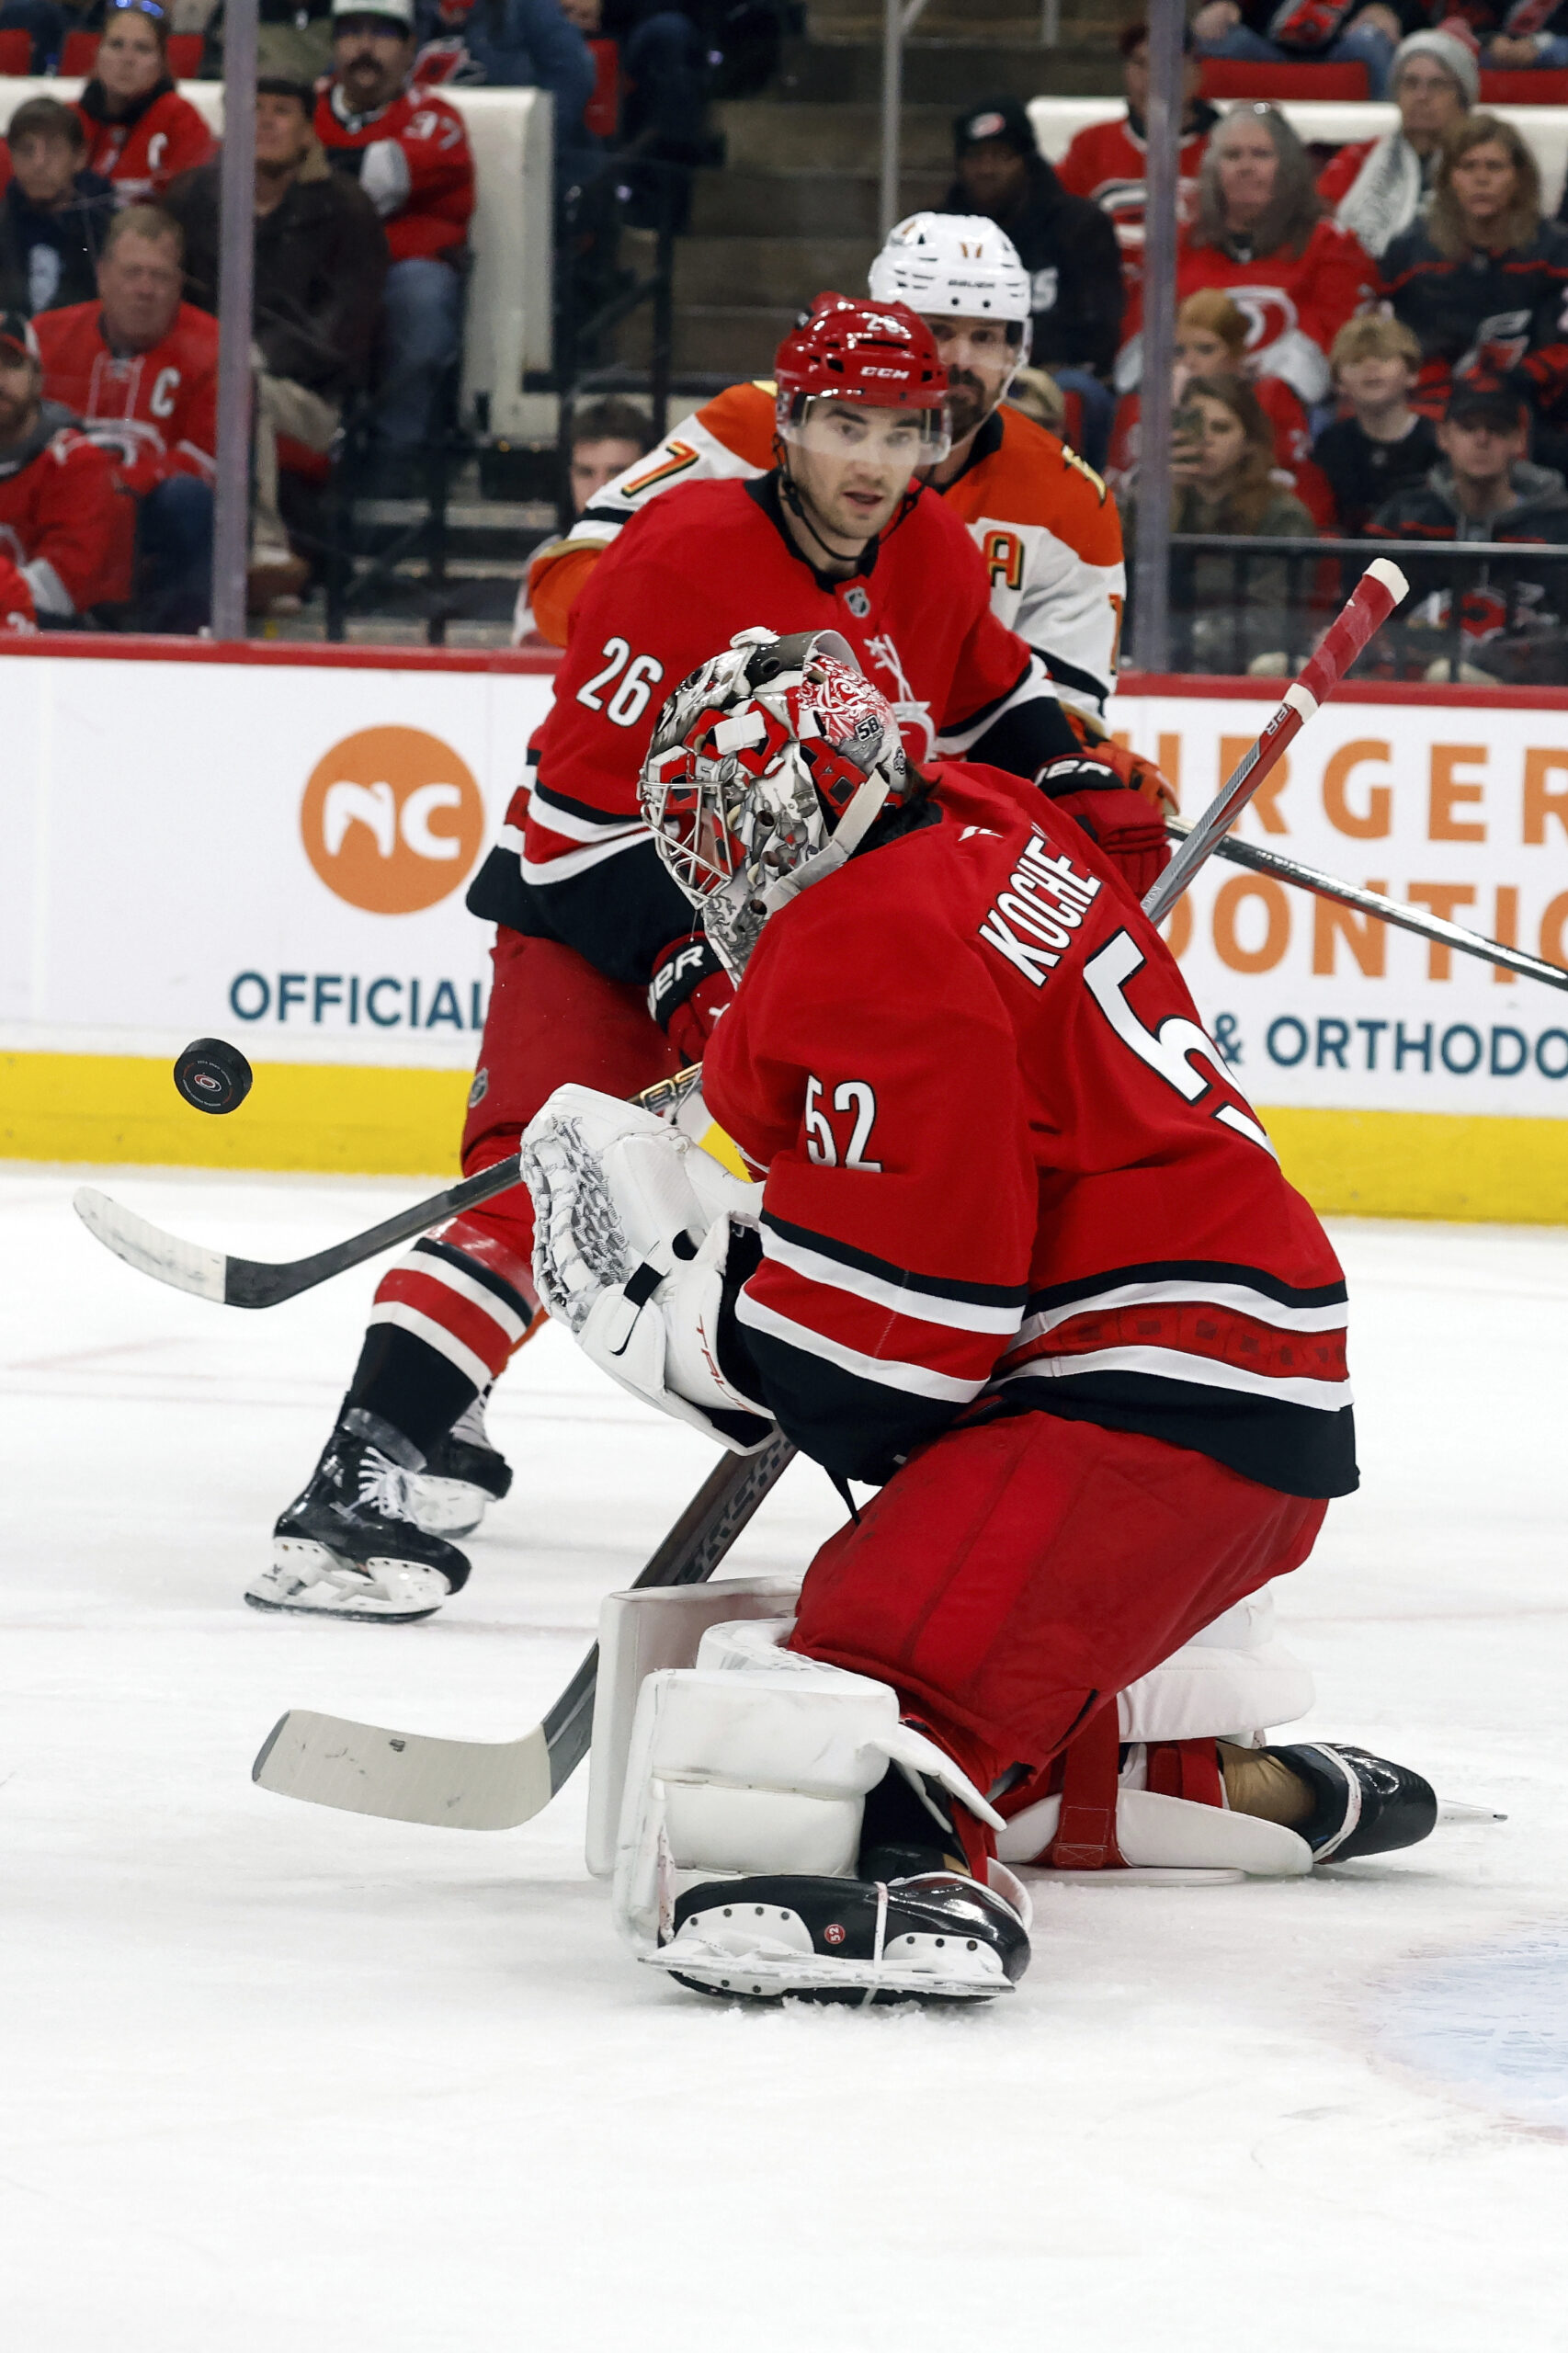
[523,379,1126,724]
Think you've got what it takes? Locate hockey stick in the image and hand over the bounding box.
[246,578,1410,1836]
[252,1428,797,1829]
[71,1064,707,1311]
[1175,818,1568,995]
[1142,557,1408,929]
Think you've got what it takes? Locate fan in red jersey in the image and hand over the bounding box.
[1054,21,1219,283]
[0,310,134,624]
[246,296,1167,1628]
[512,631,1441,2005]
[34,205,217,632]
[1118,106,1375,411]
[74,4,214,203]
[315,0,473,449]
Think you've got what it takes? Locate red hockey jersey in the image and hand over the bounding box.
[314,84,473,265]
[33,299,218,494]
[706,761,1355,1500]
[74,86,213,201]
[1054,110,1211,269]
[1119,219,1376,407]
[468,471,1081,988]
[0,409,134,614]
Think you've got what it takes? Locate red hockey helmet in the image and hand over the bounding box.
[774,296,951,463]
[640,627,912,978]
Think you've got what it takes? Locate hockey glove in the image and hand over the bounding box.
[648,933,736,1066]
[1034,754,1173,900]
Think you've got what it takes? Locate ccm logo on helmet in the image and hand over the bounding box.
[861,366,910,378]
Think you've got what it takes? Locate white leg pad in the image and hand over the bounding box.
[1117,1582,1315,1745]
[585,1579,802,1878]
[611,1644,1003,1952]
[996,1786,1312,1877]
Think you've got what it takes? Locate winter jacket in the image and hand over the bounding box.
[0,170,114,319]
[165,148,389,403]
[1379,220,1568,416]
[1367,457,1568,648]
[941,158,1124,379]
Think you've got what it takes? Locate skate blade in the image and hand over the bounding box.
[1436,1800,1507,1826]
[244,1590,443,1624]
[641,1941,1011,2003]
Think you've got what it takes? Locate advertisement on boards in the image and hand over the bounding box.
[1115,688,1568,1122]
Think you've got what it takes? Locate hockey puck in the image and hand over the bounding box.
[173,1038,254,1116]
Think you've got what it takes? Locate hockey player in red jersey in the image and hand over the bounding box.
[0,311,134,623]
[517,631,1440,2004]
[249,298,1167,1624]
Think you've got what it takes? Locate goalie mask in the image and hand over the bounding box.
[640,628,910,979]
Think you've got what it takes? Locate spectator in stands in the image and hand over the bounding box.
[1381,113,1568,421]
[203,0,336,87]
[167,74,389,608]
[557,1,730,228]
[415,0,595,164]
[1108,288,1333,522]
[0,98,115,320]
[1055,22,1218,278]
[0,0,65,75]
[567,391,653,508]
[1368,383,1568,679]
[513,391,653,640]
[1471,3,1568,74]
[0,308,133,626]
[1124,373,1317,672]
[75,2,215,204]
[1120,106,1374,411]
[1318,28,1476,260]
[944,97,1122,472]
[1190,0,1413,99]
[1312,313,1437,534]
[313,0,474,454]
[33,204,216,631]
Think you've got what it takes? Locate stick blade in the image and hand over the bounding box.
[252,1709,554,1831]
[73,1187,227,1302]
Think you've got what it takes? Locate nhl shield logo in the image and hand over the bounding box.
[844,585,870,619]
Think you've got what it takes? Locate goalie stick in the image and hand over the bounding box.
[253,1429,797,1828]
[1175,819,1568,995]
[248,564,1409,1833]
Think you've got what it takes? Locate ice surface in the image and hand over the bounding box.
[2,1167,1566,2352]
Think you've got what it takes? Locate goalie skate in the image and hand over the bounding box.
[251,1420,468,1622]
[644,1870,1030,2006]
[404,1395,514,1539]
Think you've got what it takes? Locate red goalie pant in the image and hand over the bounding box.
[789,1412,1326,1836]
[365,926,680,1393]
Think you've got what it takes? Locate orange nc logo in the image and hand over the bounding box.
[983,529,1025,593]
[301,727,485,914]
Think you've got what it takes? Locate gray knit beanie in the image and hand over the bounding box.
[1392,28,1480,109]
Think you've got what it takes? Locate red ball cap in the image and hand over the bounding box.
[774,295,948,413]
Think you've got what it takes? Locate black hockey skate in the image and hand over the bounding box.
[646,1871,1031,2006]
[249,1413,471,1622]
[405,1394,514,1539]
[1266,1742,1438,1863]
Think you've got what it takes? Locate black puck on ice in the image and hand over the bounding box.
[174,1038,254,1116]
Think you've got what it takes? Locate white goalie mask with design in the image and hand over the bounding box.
[638,627,911,979]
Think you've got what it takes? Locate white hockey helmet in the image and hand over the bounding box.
[869,211,1033,344]
[640,627,911,979]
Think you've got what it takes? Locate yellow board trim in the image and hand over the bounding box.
[3,1052,1566,1222]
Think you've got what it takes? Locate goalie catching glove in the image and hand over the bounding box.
[521,1083,775,1453]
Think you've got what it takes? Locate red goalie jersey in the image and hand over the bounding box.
[705,762,1356,1503]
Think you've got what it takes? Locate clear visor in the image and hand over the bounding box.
[778,395,951,469]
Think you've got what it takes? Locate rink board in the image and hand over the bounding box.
[2,642,1566,1220]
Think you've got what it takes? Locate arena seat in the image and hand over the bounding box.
[585,38,619,139]
[1198,60,1369,101]
[0,73,552,435]
[1479,70,1568,105]
[0,28,30,73]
